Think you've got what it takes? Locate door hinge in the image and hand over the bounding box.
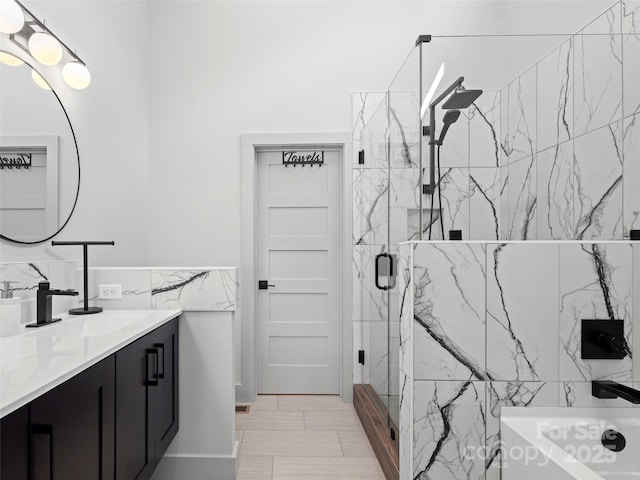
[358,150,365,165]
[358,350,365,365]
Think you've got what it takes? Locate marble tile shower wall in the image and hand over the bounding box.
[399,241,640,480]
[353,1,640,250]
[503,0,640,241]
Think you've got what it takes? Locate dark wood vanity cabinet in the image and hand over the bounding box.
[0,405,29,480]
[116,318,179,480]
[0,360,115,480]
[152,319,179,460]
[0,317,179,480]
[29,357,116,480]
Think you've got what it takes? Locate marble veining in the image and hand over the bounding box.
[574,5,623,137]
[413,381,486,480]
[506,156,537,240]
[469,91,503,168]
[151,269,237,311]
[537,142,574,240]
[0,262,50,298]
[623,0,640,119]
[574,121,623,240]
[487,243,560,381]
[388,92,420,168]
[506,67,537,163]
[353,168,388,246]
[413,244,487,381]
[469,169,501,241]
[537,38,573,152]
[559,243,633,381]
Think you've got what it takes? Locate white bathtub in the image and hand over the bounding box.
[501,407,640,480]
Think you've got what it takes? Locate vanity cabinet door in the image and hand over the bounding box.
[116,317,180,478]
[115,333,157,480]
[0,406,29,480]
[152,318,179,463]
[29,356,115,480]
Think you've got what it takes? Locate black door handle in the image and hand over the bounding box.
[154,343,165,379]
[145,348,159,386]
[258,280,276,290]
[31,424,53,480]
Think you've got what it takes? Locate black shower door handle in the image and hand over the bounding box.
[375,253,397,291]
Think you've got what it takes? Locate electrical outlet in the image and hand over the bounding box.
[98,284,122,300]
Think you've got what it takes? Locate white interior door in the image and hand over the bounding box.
[257,148,341,394]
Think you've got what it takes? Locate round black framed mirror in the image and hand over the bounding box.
[0,51,80,244]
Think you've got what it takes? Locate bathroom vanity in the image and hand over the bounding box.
[0,263,240,480]
[0,310,181,480]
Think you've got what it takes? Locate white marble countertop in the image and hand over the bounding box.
[0,309,181,418]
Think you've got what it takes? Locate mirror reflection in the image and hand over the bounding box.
[0,51,79,244]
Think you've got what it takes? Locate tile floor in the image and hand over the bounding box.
[236,395,386,480]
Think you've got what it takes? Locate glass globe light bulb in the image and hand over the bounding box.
[0,0,24,34]
[0,51,24,66]
[28,32,62,66]
[31,69,51,90]
[62,61,91,89]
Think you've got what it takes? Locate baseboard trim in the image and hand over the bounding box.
[150,441,240,480]
[353,384,399,480]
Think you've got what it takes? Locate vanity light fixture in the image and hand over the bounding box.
[62,61,91,90]
[30,68,51,90]
[28,31,62,65]
[0,50,23,66]
[3,0,91,89]
[0,0,24,34]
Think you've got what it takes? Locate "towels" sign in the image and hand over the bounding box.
[0,153,32,170]
[282,151,324,167]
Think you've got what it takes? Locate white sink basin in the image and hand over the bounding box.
[24,313,147,337]
[501,407,640,480]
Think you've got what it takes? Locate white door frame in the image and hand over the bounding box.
[239,132,353,403]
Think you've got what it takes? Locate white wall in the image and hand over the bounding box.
[0,0,613,265]
[146,0,614,267]
[0,1,151,266]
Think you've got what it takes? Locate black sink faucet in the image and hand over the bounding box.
[592,380,640,404]
[26,282,79,328]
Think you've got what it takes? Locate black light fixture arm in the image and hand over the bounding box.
[425,77,464,195]
[51,240,115,315]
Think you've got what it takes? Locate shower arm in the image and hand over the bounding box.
[424,77,464,195]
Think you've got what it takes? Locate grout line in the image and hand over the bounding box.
[271,456,275,480]
[336,429,346,457]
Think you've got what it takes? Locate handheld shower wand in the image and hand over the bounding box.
[437,109,461,145]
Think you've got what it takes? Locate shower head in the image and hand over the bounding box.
[437,109,461,145]
[442,88,483,110]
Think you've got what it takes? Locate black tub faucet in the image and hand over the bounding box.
[26,282,79,328]
[592,380,640,404]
